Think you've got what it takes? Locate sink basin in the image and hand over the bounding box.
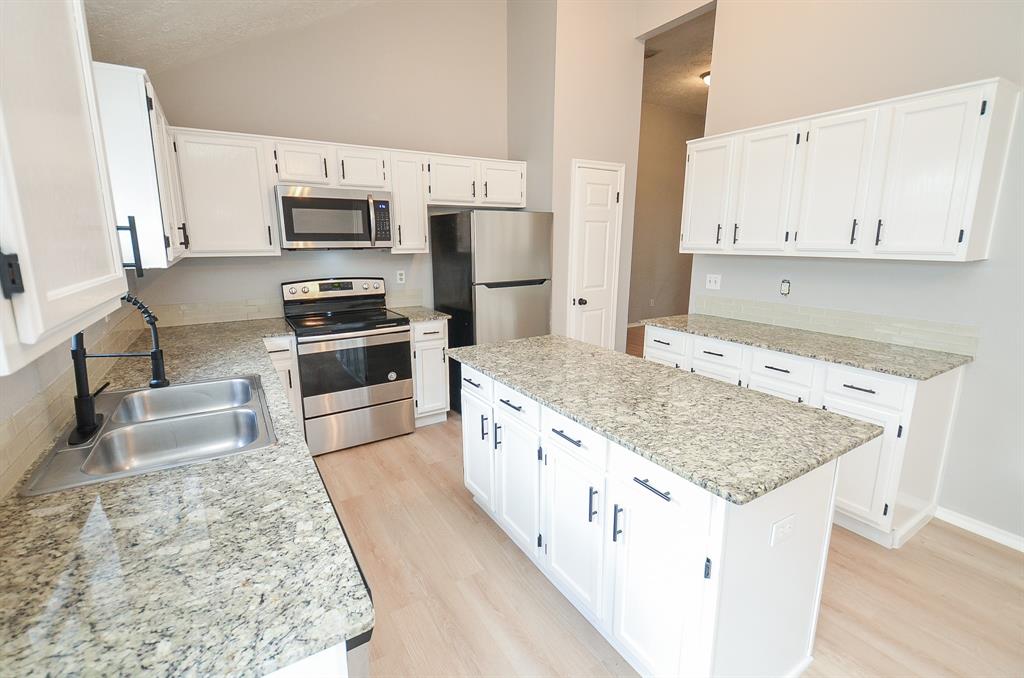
[113,377,253,423]
[22,375,276,496]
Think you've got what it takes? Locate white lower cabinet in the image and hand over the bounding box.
[411,320,450,426]
[494,413,541,555]
[263,336,301,421]
[461,390,495,511]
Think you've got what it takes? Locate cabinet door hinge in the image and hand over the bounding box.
[980,99,988,116]
[0,250,25,299]
[537,533,542,548]
[146,95,154,111]
[164,234,171,249]
[897,424,903,438]
[537,445,543,461]
[414,398,418,407]
[883,503,890,516]
[958,228,965,243]
[704,557,712,579]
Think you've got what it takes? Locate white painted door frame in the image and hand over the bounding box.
[565,159,626,350]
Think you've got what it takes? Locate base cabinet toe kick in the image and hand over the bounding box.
[457,364,847,678]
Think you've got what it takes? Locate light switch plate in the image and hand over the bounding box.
[706,274,721,290]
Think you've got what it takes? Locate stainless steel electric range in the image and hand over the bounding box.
[282,277,414,454]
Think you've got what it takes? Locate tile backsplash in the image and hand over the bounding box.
[692,294,979,356]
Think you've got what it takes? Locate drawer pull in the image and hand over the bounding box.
[499,398,523,412]
[633,477,672,502]
[612,504,623,542]
[480,415,489,440]
[588,486,598,522]
[765,365,791,374]
[551,428,582,447]
[702,350,724,357]
[463,377,481,388]
[843,383,876,395]
[493,422,502,450]
[652,339,670,346]
[423,330,441,335]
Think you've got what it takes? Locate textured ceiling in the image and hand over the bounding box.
[85,0,365,74]
[642,9,716,116]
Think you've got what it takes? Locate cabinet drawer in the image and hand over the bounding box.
[413,320,447,342]
[691,360,742,386]
[608,443,709,510]
[750,348,814,387]
[263,336,291,353]
[493,381,540,430]
[542,407,607,469]
[644,347,683,369]
[825,366,907,411]
[747,375,811,404]
[644,326,687,356]
[459,364,493,402]
[691,335,744,367]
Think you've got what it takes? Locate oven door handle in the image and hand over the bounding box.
[297,328,411,355]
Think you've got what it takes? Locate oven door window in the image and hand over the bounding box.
[282,196,371,243]
[299,338,412,399]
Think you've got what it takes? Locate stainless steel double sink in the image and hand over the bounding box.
[22,376,276,496]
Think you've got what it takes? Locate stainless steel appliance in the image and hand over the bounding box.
[430,210,553,411]
[282,277,414,453]
[276,185,393,249]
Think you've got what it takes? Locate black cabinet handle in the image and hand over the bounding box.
[612,504,623,542]
[875,219,883,245]
[588,486,598,522]
[634,477,672,502]
[702,350,724,357]
[463,377,481,388]
[472,180,476,198]
[287,368,292,389]
[843,383,876,395]
[499,398,523,412]
[850,218,858,245]
[398,224,402,246]
[480,414,489,440]
[715,224,722,244]
[652,339,670,346]
[178,222,190,249]
[116,215,143,277]
[323,158,328,178]
[484,181,488,198]
[341,159,346,180]
[765,365,791,374]
[267,225,273,245]
[733,223,739,244]
[423,330,441,335]
[551,428,582,447]
[494,422,501,450]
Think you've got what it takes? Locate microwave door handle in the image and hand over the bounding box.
[368,195,376,247]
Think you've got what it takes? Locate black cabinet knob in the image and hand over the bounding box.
[577,298,588,306]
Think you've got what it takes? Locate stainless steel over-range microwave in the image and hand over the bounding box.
[276,185,393,249]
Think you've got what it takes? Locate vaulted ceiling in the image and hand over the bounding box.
[642,9,716,117]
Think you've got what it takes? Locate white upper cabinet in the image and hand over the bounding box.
[337,146,389,188]
[793,109,880,254]
[679,78,1020,261]
[731,122,800,252]
[0,0,128,375]
[680,137,733,251]
[390,152,429,253]
[429,156,479,204]
[274,141,331,185]
[173,130,278,256]
[479,160,524,206]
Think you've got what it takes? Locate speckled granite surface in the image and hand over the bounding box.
[641,314,971,380]
[449,335,881,505]
[393,306,451,323]
[0,319,373,677]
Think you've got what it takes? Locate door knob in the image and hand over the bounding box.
[577,298,588,306]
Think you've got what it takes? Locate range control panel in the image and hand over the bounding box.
[373,200,392,244]
[281,277,385,302]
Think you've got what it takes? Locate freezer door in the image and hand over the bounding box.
[473,281,551,344]
[471,211,553,283]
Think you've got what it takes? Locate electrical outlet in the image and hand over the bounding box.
[396,270,406,284]
[780,279,791,296]
[770,514,796,546]
[649,298,655,307]
[705,274,721,290]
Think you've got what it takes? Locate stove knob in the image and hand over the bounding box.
[288,287,297,295]
[362,283,370,290]
[301,286,310,294]
[373,282,381,290]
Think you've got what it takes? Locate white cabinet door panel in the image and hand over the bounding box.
[732,123,800,251]
[794,109,879,253]
[874,86,986,255]
[429,157,478,204]
[413,340,448,416]
[461,390,494,511]
[390,152,428,253]
[480,160,523,206]
[494,414,541,555]
[275,142,330,185]
[680,137,733,251]
[337,147,388,188]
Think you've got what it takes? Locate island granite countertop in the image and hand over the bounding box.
[641,314,972,381]
[393,306,451,323]
[0,319,373,677]
[449,335,882,505]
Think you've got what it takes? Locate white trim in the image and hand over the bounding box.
[565,158,626,350]
[934,507,1024,552]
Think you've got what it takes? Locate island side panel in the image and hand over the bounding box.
[706,459,839,677]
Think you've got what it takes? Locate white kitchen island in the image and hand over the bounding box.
[449,335,881,678]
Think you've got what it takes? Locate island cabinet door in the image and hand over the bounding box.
[461,390,495,512]
[493,413,541,556]
[606,474,712,677]
[542,445,607,622]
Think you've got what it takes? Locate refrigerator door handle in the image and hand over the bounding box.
[478,279,549,288]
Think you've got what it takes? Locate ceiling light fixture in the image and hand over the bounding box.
[700,71,712,86]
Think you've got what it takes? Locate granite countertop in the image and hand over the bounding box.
[0,319,373,676]
[642,314,972,381]
[449,335,882,505]
[393,306,451,323]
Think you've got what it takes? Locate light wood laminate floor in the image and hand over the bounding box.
[316,417,1024,677]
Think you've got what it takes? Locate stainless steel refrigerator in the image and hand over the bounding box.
[430,210,553,412]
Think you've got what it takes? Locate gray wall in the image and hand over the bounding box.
[697,0,1024,537]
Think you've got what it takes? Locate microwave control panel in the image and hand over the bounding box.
[373,200,392,243]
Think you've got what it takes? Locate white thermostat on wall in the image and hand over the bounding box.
[780,279,791,296]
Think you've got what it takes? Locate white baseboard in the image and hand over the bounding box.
[934,507,1024,552]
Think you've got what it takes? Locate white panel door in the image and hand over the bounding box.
[461,390,495,511]
[413,340,448,416]
[390,152,428,253]
[609,479,709,678]
[794,109,879,253]
[0,0,127,349]
[731,123,800,251]
[874,86,986,255]
[429,156,478,204]
[680,137,733,251]
[275,142,330,185]
[543,444,606,621]
[568,162,623,349]
[494,414,541,554]
[480,160,523,206]
[337,146,388,188]
[175,132,277,255]
[824,395,901,529]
